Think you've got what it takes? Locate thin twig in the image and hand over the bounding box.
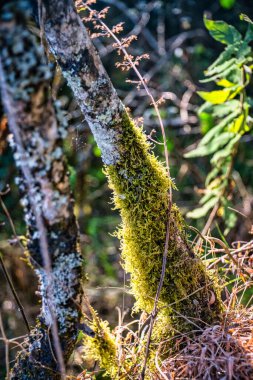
[100,0,158,52]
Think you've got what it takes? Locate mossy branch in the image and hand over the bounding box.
[42,0,223,339]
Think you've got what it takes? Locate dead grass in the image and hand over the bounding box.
[76,236,253,379]
[154,237,253,379]
[158,308,253,380]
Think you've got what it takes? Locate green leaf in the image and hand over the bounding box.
[212,101,240,118]
[240,14,253,24]
[216,78,235,87]
[209,177,228,191]
[198,90,230,104]
[205,167,220,186]
[225,66,243,84]
[207,44,236,72]
[224,211,237,235]
[204,58,237,77]
[199,190,219,205]
[166,137,174,152]
[200,109,240,146]
[245,24,253,43]
[206,42,249,76]
[187,196,218,218]
[211,134,241,164]
[204,16,242,45]
[185,132,235,158]
[220,0,235,9]
[246,97,253,108]
[201,64,241,85]
[198,100,240,117]
[199,112,214,134]
[197,87,241,104]
[227,113,245,133]
[237,42,251,58]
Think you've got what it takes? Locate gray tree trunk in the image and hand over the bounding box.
[0,2,85,379]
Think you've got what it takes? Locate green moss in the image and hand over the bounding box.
[105,112,222,335]
[84,112,222,378]
[83,309,118,378]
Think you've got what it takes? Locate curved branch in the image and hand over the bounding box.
[42,0,222,338]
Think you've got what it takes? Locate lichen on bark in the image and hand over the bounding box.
[0,1,85,378]
[43,0,124,166]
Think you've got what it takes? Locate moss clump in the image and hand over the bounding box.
[83,309,118,378]
[105,111,222,336]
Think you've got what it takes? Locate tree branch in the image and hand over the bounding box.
[42,0,222,342]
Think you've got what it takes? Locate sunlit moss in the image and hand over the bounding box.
[105,111,222,335]
[83,112,222,378]
[83,309,118,378]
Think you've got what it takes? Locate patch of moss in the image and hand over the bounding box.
[83,309,118,378]
[105,111,222,335]
[83,112,222,377]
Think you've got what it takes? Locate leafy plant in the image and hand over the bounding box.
[185,15,253,234]
[219,0,236,10]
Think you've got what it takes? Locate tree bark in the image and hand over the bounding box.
[0,2,85,378]
[42,0,222,338]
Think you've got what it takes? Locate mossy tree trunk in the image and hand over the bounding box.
[0,2,85,379]
[42,0,222,337]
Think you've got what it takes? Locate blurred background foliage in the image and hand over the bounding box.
[1,0,253,376]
